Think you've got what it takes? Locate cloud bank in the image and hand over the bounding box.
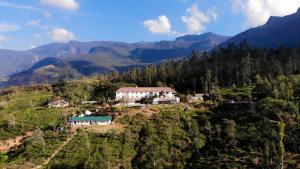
[0,35,6,48]
[232,0,300,27]
[41,0,79,11]
[143,4,217,36]
[143,15,173,34]
[50,28,75,42]
[181,4,218,34]
[26,19,40,26]
[0,22,20,32]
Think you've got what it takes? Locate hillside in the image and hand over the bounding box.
[0,77,299,169]
[220,8,300,48]
[2,58,83,86]
[1,32,229,87]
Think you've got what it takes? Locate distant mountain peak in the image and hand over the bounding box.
[265,16,281,26]
[175,32,229,42]
[220,9,300,48]
[0,32,230,86]
[67,40,80,44]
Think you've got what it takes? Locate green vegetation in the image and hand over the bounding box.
[117,44,300,95]
[0,86,60,140]
[0,76,299,168]
[45,101,299,168]
[8,130,68,166]
[48,110,205,169]
[1,44,300,168]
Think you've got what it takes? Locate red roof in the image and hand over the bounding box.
[116,87,175,93]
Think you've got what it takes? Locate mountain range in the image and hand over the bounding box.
[221,8,300,48]
[3,8,300,87]
[0,32,229,87]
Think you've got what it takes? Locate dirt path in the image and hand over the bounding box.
[33,132,77,169]
[0,131,33,153]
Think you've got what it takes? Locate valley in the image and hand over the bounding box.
[1,2,300,169]
[0,33,229,87]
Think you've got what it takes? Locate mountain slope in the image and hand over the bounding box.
[221,8,300,48]
[0,42,105,78]
[0,49,40,77]
[1,58,83,86]
[0,32,228,79]
[131,32,229,63]
[1,32,229,87]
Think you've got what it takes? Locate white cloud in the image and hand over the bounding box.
[0,1,40,11]
[0,22,20,32]
[207,8,218,21]
[0,35,6,48]
[30,45,37,49]
[41,0,79,11]
[26,19,40,26]
[181,4,217,34]
[34,33,42,39]
[42,25,49,30]
[232,0,300,27]
[143,15,172,34]
[143,5,218,36]
[43,11,51,19]
[50,28,75,42]
[0,35,6,43]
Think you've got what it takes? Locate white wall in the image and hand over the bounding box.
[71,120,111,126]
[116,91,176,101]
[116,91,180,105]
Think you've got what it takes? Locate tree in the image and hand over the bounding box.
[204,69,212,94]
[51,79,66,96]
[211,85,223,104]
[158,64,167,86]
[215,124,222,139]
[253,78,272,99]
[0,153,8,168]
[159,91,165,97]
[204,121,212,142]
[130,68,138,83]
[156,81,164,87]
[257,97,299,123]
[139,96,154,108]
[240,53,252,85]
[223,119,237,147]
[111,71,119,82]
[7,114,16,129]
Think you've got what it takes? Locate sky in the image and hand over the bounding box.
[0,0,300,50]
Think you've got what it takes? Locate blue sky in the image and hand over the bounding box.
[0,0,299,50]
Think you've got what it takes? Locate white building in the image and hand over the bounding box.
[69,116,112,126]
[116,87,180,105]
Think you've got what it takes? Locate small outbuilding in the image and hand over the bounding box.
[84,110,93,116]
[189,94,204,103]
[48,100,69,108]
[69,116,112,126]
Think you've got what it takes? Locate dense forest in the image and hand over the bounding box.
[47,43,300,168]
[0,43,299,168]
[115,42,300,94]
